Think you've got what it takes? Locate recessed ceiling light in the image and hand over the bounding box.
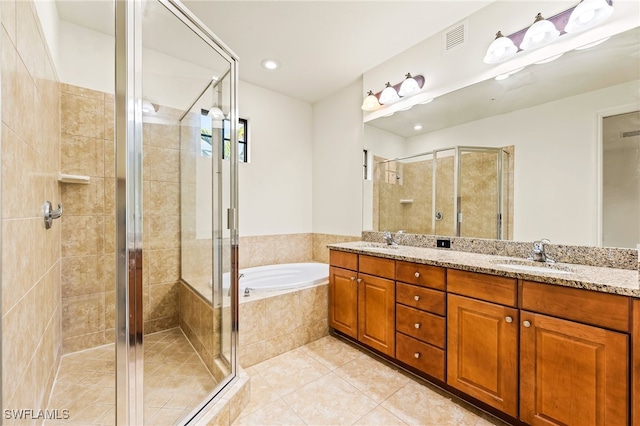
[495,73,510,81]
[261,59,279,70]
[574,37,610,50]
[419,98,434,105]
[414,124,423,131]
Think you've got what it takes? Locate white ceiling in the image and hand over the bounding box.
[55,0,494,103]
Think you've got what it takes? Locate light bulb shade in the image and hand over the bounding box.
[565,0,613,33]
[483,31,518,64]
[520,14,560,51]
[361,91,381,111]
[379,83,400,105]
[207,106,224,119]
[398,73,421,97]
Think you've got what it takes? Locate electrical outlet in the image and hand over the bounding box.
[436,239,451,248]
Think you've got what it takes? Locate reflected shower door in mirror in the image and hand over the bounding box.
[369,146,513,240]
[363,26,640,247]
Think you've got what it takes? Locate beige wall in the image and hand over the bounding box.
[1,0,62,412]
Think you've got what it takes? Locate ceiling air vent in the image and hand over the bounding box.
[443,20,468,53]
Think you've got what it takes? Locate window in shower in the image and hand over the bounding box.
[222,117,248,162]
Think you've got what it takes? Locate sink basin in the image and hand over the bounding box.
[353,242,399,251]
[492,259,574,275]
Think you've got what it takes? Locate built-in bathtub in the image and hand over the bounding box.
[181,262,330,369]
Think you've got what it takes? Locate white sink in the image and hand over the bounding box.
[494,261,574,275]
[354,242,399,251]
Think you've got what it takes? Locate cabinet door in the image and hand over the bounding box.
[520,312,629,426]
[329,266,358,338]
[358,273,395,356]
[447,294,518,417]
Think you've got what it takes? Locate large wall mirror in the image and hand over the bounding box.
[363,26,640,248]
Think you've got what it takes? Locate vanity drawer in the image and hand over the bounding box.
[359,254,395,280]
[521,281,631,333]
[330,250,357,271]
[396,283,445,316]
[396,261,446,290]
[448,270,517,307]
[396,304,445,348]
[396,332,445,381]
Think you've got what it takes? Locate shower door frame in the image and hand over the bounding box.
[114,0,240,424]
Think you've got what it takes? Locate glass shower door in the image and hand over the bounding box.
[116,0,239,424]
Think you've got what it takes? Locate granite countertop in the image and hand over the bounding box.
[328,242,640,298]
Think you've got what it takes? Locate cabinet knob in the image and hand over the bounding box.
[350,276,355,281]
[523,320,531,328]
[505,316,513,323]
[414,352,420,359]
[414,272,420,278]
[413,295,420,301]
[357,278,362,283]
[414,323,421,329]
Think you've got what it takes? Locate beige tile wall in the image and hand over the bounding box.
[238,284,329,368]
[59,86,182,353]
[1,0,62,413]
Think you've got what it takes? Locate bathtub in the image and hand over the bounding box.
[222,262,329,292]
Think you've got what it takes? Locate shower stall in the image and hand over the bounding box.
[373,146,513,239]
[0,0,239,424]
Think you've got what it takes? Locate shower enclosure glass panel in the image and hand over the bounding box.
[373,146,511,239]
[116,0,239,423]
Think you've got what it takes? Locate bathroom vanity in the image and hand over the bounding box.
[327,242,640,426]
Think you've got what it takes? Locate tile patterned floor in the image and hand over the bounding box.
[45,328,217,425]
[237,336,508,426]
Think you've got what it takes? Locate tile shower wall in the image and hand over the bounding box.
[59,85,180,353]
[1,0,62,413]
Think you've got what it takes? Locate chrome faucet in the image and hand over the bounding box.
[383,231,402,247]
[529,238,555,263]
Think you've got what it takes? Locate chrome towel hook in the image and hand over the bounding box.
[43,201,63,229]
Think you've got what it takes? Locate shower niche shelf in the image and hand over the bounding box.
[58,173,90,184]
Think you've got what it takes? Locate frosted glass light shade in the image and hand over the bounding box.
[398,73,421,97]
[565,0,613,33]
[484,31,518,64]
[208,106,224,119]
[520,13,559,50]
[379,82,400,104]
[361,91,381,111]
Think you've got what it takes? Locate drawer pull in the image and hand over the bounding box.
[414,272,420,278]
[413,295,420,301]
[414,323,421,329]
[523,320,531,328]
[414,352,420,359]
[505,316,513,323]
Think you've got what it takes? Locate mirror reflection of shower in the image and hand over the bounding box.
[372,146,513,240]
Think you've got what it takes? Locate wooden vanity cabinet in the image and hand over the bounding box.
[329,250,395,357]
[395,261,447,381]
[520,281,630,426]
[447,271,519,417]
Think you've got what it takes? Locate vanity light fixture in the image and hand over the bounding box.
[142,100,158,114]
[207,105,225,119]
[379,82,400,105]
[520,13,560,51]
[565,0,613,33]
[483,31,518,64]
[534,53,564,64]
[574,36,611,50]
[398,73,422,97]
[361,90,381,111]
